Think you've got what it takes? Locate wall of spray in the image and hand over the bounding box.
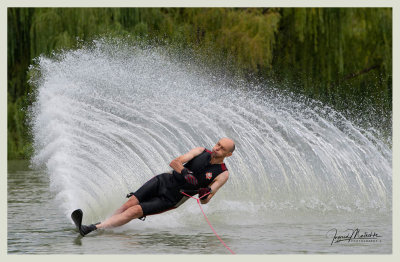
[29,38,391,226]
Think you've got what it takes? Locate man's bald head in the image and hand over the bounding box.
[220,137,235,153]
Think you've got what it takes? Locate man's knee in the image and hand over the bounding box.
[120,195,139,210]
[127,195,139,205]
[125,205,143,219]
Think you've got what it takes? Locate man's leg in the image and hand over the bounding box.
[79,174,174,235]
[95,175,160,229]
[111,195,140,216]
[96,204,144,229]
[89,195,140,230]
[97,196,176,229]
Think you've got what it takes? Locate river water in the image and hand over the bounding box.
[7,160,392,254]
[8,38,392,254]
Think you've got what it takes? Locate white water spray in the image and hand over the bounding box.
[29,38,391,226]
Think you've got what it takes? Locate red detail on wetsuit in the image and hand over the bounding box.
[220,163,227,171]
[205,148,212,154]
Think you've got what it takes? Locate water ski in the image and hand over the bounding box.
[71,209,98,236]
[71,209,83,232]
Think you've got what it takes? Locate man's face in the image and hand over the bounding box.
[211,139,233,158]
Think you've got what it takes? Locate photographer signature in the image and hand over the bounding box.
[326,228,382,245]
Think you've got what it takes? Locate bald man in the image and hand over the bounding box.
[72,138,235,236]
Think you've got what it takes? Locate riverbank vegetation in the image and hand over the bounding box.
[8,8,392,159]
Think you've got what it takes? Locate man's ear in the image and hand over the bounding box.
[226,152,233,157]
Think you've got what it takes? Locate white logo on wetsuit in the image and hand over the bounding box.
[206,172,213,180]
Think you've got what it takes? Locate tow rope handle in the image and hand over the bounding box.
[180,191,235,254]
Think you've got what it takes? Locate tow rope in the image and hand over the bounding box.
[180,191,235,254]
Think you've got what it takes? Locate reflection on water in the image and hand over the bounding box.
[8,161,391,254]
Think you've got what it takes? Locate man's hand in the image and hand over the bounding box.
[169,147,205,173]
[181,168,198,185]
[199,171,229,204]
[198,187,211,199]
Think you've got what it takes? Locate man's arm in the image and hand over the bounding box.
[169,147,205,173]
[200,171,229,204]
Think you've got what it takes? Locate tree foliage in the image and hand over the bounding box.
[7,8,392,159]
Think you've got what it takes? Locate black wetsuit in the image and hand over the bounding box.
[132,148,228,216]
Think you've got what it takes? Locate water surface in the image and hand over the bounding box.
[8,160,391,254]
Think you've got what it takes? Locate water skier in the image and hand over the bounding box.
[72,137,235,236]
